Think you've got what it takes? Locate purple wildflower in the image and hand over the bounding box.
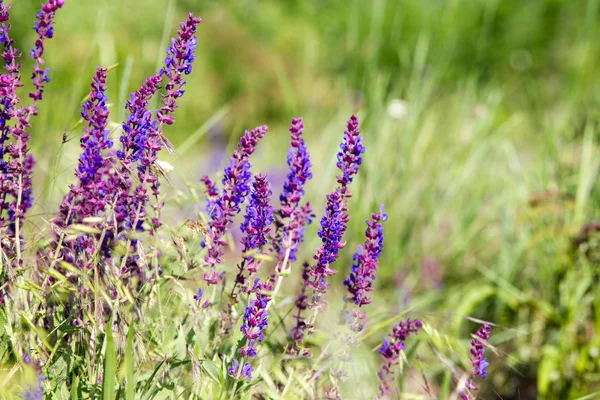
[58,67,111,224]
[224,173,274,324]
[111,73,162,247]
[228,279,272,382]
[200,175,220,215]
[157,13,201,130]
[460,324,492,400]
[228,359,254,382]
[21,377,45,400]
[307,190,346,293]
[377,318,423,397]
[193,287,210,308]
[16,0,64,216]
[275,117,314,265]
[240,174,274,267]
[30,0,65,102]
[336,115,364,196]
[240,279,270,347]
[0,2,22,215]
[240,339,257,357]
[203,125,268,285]
[51,66,111,269]
[343,205,387,306]
[279,118,312,217]
[307,115,364,292]
[0,0,63,269]
[114,13,201,236]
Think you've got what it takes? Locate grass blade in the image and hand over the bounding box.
[126,323,135,400]
[103,319,116,400]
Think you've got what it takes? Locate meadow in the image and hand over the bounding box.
[1,0,600,399]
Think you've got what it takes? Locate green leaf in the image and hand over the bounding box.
[175,325,186,359]
[126,323,135,400]
[141,359,165,397]
[201,360,222,384]
[103,320,116,400]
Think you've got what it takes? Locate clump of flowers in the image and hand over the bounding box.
[37,12,203,332]
[202,125,268,285]
[324,205,388,395]
[0,0,64,259]
[112,13,202,244]
[0,0,64,305]
[460,324,492,400]
[0,3,504,400]
[290,115,364,348]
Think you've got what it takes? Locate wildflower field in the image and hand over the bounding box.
[1,0,600,399]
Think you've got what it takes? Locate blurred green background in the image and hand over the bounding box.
[11,0,600,397]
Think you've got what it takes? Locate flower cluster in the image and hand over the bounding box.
[38,13,201,319]
[343,205,387,306]
[52,67,111,268]
[241,174,274,261]
[336,114,364,196]
[58,67,111,224]
[200,175,220,214]
[276,117,313,264]
[240,280,271,356]
[114,13,201,236]
[308,115,364,292]
[0,0,23,271]
[228,279,272,382]
[136,13,202,227]
[30,0,64,102]
[279,118,312,217]
[203,125,268,285]
[289,115,364,347]
[377,318,423,397]
[193,288,210,309]
[228,359,254,383]
[308,190,346,293]
[219,175,274,334]
[158,13,202,127]
[461,324,492,399]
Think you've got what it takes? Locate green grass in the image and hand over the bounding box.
[1,0,600,398]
